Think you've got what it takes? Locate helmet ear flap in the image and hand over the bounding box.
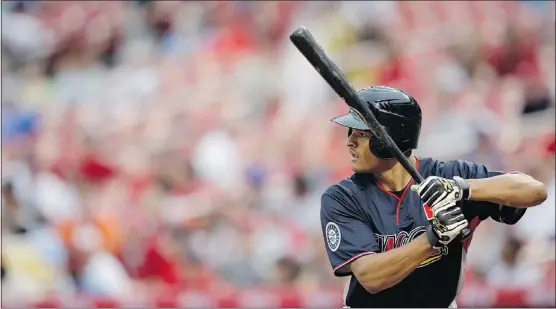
[370,134,392,159]
[369,125,394,159]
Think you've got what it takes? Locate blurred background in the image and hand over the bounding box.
[1,1,554,307]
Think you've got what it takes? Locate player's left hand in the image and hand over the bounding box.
[411,176,471,209]
[425,201,469,248]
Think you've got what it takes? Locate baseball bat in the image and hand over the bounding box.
[289,26,471,240]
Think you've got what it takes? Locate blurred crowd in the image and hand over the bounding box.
[1,1,555,307]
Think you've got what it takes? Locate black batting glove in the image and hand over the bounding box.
[425,201,469,248]
[411,176,471,210]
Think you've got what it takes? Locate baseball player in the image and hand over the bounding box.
[320,86,548,308]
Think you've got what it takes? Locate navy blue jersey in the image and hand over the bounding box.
[320,157,526,308]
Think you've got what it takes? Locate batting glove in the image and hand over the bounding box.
[411,176,471,210]
[425,201,469,248]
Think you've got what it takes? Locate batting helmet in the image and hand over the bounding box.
[331,86,422,159]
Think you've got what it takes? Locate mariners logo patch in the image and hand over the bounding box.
[326,222,341,252]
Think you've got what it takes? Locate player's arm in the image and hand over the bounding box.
[413,171,546,209]
[413,161,547,225]
[465,172,546,208]
[349,203,467,294]
[348,234,434,294]
[321,189,465,294]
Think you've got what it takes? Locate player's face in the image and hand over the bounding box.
[346,129,381,173]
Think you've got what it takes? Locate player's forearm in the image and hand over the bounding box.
[466,173,547,208]
[349,234,435,294]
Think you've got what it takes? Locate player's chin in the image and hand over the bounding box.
[350,161,373,173]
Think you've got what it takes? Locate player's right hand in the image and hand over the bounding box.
[425,201,469,248]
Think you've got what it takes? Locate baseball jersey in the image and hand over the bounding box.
[320,157,526,308]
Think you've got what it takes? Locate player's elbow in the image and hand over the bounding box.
[517,175,547,206]
[530,180,548,206]
[356,270,395,294]
[351,261,391,294]
[360,280,388,294]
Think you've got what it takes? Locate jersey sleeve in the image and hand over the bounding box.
[451,160,526,225]
[320,187,379,277]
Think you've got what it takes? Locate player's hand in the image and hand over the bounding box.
[411,176,470,210]
[425,201,469,248]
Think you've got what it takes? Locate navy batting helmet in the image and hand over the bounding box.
[331,86,422,159]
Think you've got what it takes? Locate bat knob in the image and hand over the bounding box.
[460,227,472,241]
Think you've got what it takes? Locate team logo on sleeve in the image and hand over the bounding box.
[325,222,341,252]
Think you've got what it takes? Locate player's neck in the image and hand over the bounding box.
[374,156,417,192]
